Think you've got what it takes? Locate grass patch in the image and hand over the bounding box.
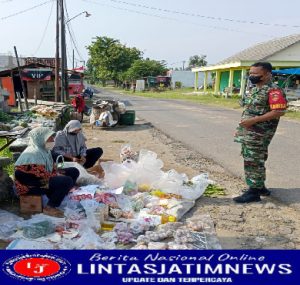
[0,139,14,176]
[285,111,300,120]
[204,184,226,197]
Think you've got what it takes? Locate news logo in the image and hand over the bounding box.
[2,253,71,281]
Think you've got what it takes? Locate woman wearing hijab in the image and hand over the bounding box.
[52,120,103,169]
[14,127,79,217]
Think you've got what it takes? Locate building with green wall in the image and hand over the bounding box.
[192,34,300,96]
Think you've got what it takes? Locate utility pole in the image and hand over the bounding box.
[55,0,60,102]
[72,49,75,69]
[14,46,28,110]
[182,61,186,71]
[60,0,65,102]
[62,0,69,101]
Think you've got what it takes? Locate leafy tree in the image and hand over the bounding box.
[187,55,207,70]
[123,59,167,81]
[86,36,142,85]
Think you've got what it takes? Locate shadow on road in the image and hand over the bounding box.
[271,188,300,209]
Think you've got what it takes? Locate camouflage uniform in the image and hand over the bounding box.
[234,81,287,189]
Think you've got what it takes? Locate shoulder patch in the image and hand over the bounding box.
[268,88,287,110]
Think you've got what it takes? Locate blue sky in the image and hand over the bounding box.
[1,0,299,68]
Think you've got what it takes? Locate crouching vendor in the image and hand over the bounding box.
[52,120,103,169]
[14,127,79,217]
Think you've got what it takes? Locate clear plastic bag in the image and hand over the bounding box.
[101,161,135,188]
[120,144,138,162]
[180,174,210,200]
[63,162,103,185]
[0,210,24,240]
[151,169,187,194]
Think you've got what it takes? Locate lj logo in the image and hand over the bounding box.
[2,254,71,281]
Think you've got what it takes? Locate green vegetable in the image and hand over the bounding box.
[204,184,226,197]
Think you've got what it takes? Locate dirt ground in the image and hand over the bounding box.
[84,117,300,249]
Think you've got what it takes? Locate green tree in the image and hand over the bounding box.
[123,59,167,81]
[187,55,207,70]
[87,36,142,85]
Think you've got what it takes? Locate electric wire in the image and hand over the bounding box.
[81,0,275,38]
[0,0,54,21]
[32,0,55,56]
[64,1,85,61]
[108,0,300,28]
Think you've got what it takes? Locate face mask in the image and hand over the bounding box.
[45,142,55,150]
[249,75,263,84]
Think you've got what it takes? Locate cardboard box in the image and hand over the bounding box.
[20,195,43,213]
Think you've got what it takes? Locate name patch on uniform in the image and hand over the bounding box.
[268,88,287,110]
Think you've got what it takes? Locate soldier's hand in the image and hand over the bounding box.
[239,117,258,128]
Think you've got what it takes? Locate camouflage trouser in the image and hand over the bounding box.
[242,143,269,189]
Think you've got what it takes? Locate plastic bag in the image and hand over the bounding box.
[180,174,210,200]
[120,144,138,162]
[69,185,99,201]
[151,169,187,194]
[62,162,103,185]
[80,199,102,230]
[123,180,138,196]
[116,194,133,212]
[101,161,136,188]
[165,199,195,220]
[7,238,54,250]
[64,227,105,249]
[0,210,24,240]
[23,220,55,239]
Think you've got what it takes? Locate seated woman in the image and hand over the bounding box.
[52,120,103,169]
[14,127,79,217]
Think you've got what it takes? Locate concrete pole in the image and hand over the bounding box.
[228,69,234,98]
[60,0,65,102]
[194,72,199,91]
[55,0,60,102]
[203,71,208,93]
[239,68,247,97]
[214,71,221,95]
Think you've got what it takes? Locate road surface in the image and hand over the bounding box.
[92,87,300,208]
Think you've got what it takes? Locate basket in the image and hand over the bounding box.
[119,110,135,125]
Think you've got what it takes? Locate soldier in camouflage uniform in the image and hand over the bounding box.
[233,62,287,203]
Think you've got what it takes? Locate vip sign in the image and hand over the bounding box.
[21,68,53,81]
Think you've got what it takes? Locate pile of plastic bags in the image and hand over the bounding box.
[3,147,218,250]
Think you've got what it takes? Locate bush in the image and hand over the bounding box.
[175,81,182,89]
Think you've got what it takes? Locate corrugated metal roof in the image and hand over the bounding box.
[218,34,300,65]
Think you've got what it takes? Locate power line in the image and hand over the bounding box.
[32,0,55,56]
[64,1,85,61]
[108,0,300,28]
[0,0,54,21]
[81,0,274,38]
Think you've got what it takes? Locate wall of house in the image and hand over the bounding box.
[27,81,42,99]
[220,71,229,92]
[171,70,205,88]
[267,42,300,61]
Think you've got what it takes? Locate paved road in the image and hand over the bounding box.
[92,87,300,208]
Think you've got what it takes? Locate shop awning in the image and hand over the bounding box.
[272,68,300,75]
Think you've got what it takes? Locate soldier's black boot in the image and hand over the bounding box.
[259,186,271,196]
[242,186,271,196]
[233,188,261,203]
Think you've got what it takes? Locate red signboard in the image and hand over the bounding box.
[21,68,53,81]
